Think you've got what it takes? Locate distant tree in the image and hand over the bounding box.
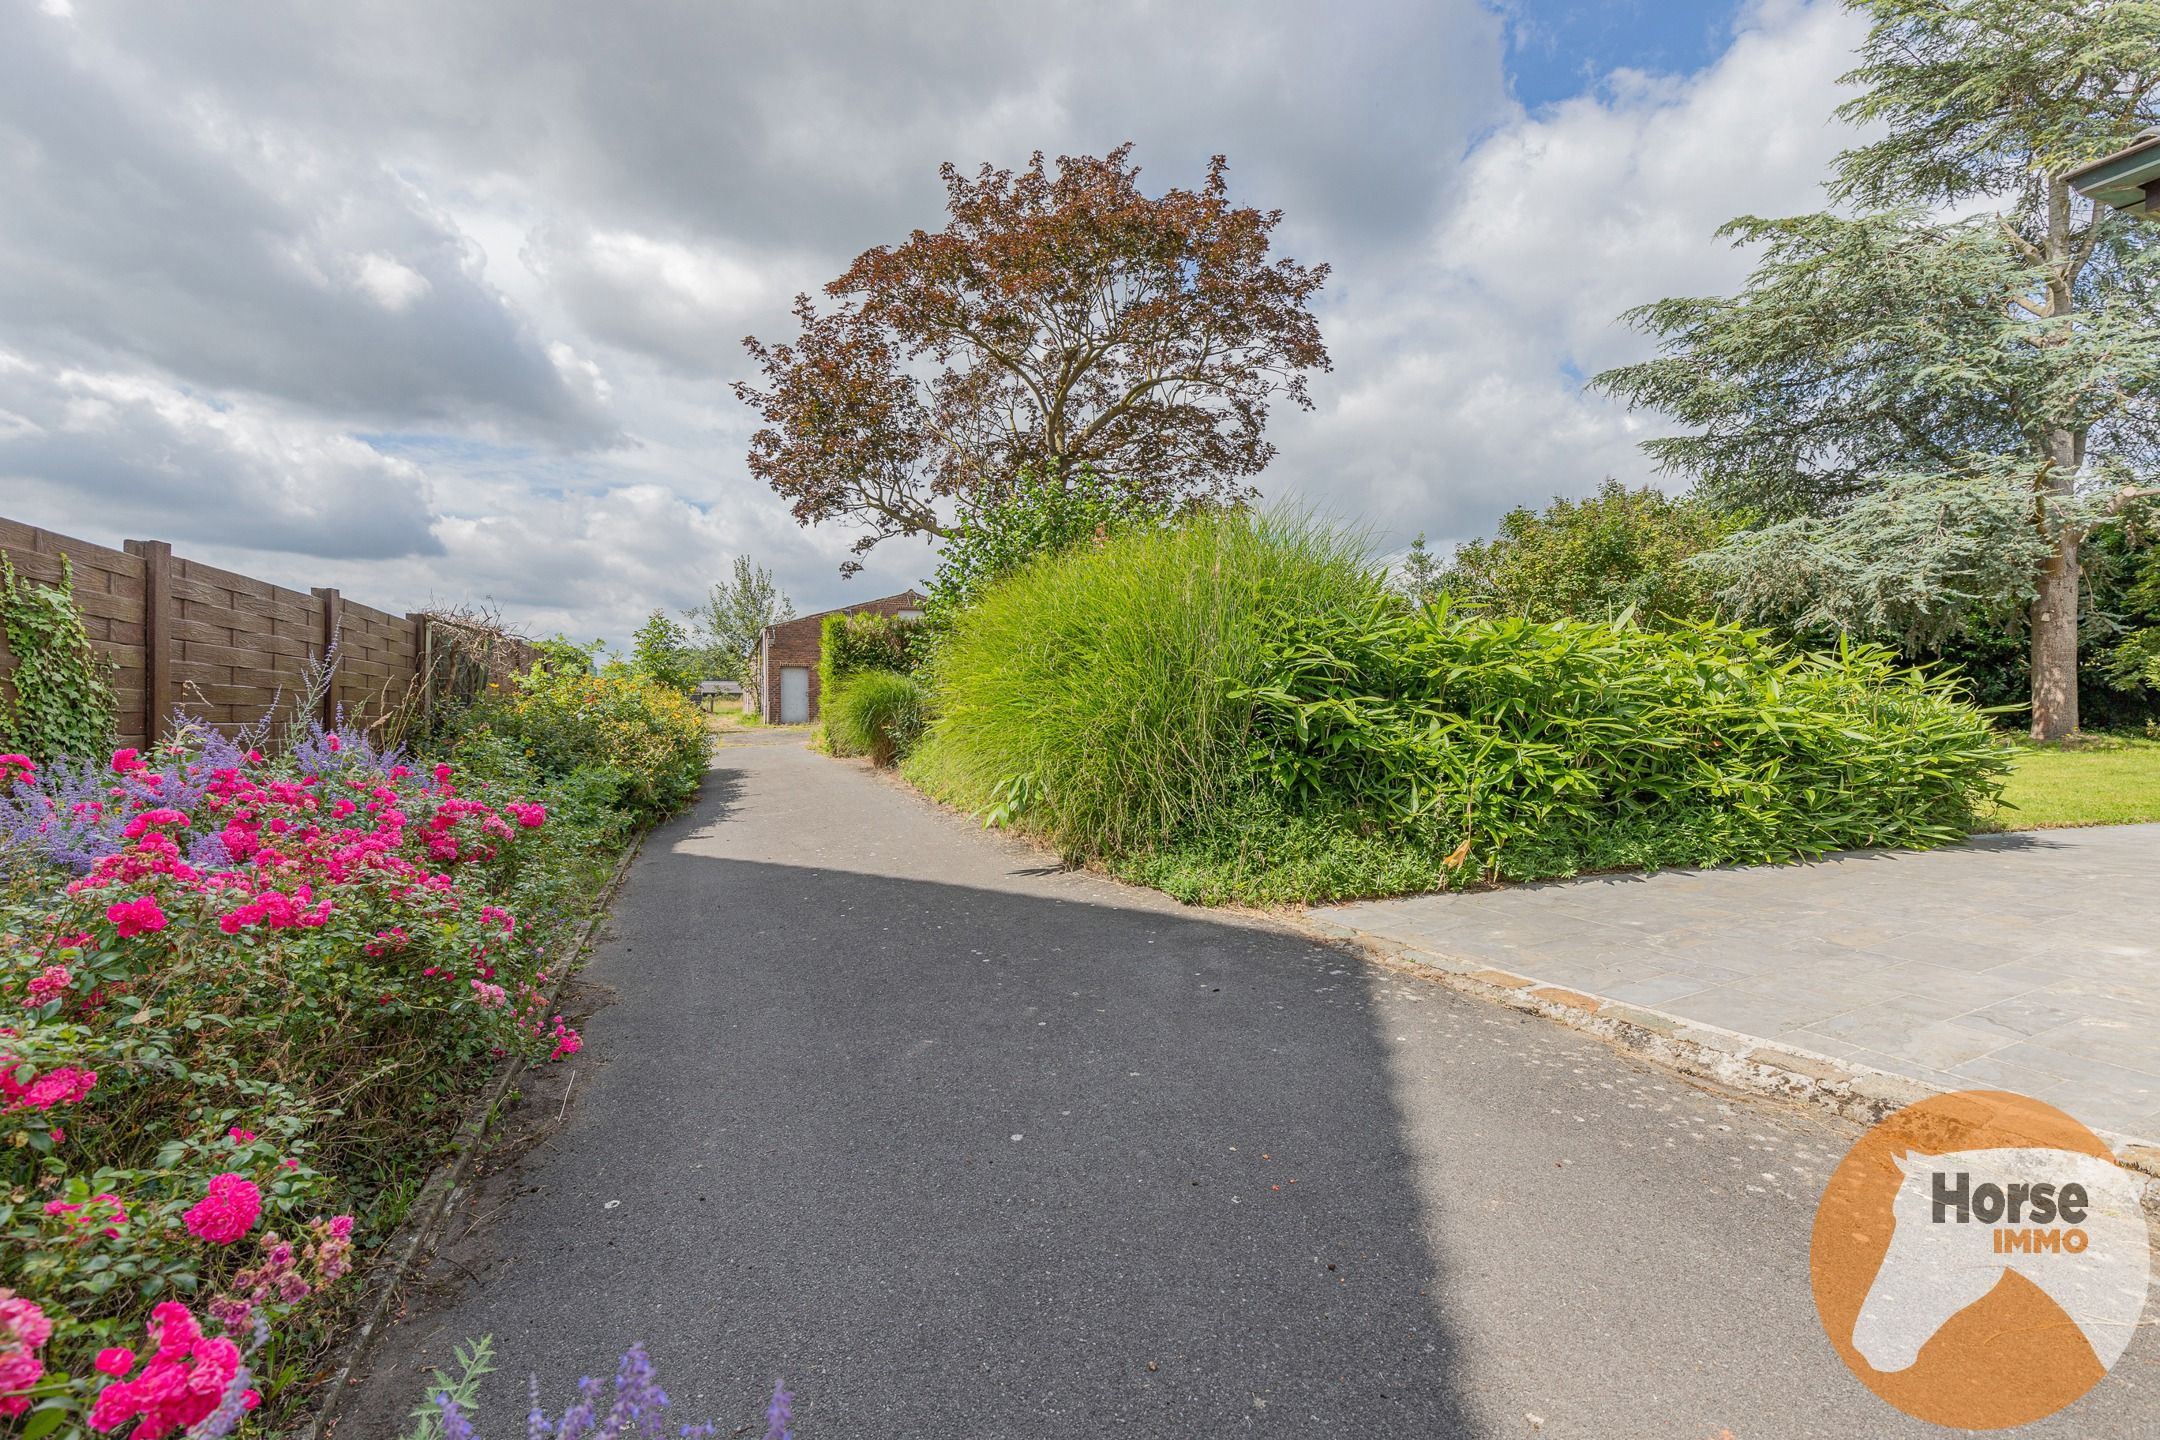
[1439,482,1741,624]
[922,462,1174,627]
[689,557,795,692]
[736,145,1330,572]
[531,633,603,676]
[1595,0,2160,740]
[1392,533,1447,608]
[629,611,699,695]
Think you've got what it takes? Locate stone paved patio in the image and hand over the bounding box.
[1315,824,2160,1141]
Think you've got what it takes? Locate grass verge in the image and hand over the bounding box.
[1983,732,2160,829]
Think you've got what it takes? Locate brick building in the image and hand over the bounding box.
[756,589,925,723]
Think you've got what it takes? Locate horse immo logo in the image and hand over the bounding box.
[1812,1090,2152,1430]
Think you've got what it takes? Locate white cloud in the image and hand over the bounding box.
[0,0,1873,644]
[353,252,432,311]
[1267,0,1869,554]
[522,224,780,374]
[0,351,442,560]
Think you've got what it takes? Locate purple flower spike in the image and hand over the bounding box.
[436,1392,479,1440]
[765,1380,794,1440]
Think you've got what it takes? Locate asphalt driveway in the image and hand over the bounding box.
[347,733,2159,1437]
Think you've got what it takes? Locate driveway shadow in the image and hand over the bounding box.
[350,847,1476,1436]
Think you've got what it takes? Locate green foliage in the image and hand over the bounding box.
[628,610,700,694]
[1593,5,2160,735]
[922,461,1175,628]
[1,737,628,1422]
[1692,462,2106,647]
[1439,480,1741,624]
[911,514,2007,903]
[688,556,794,684]
[1238,600,2007,887]
[400,1335,497,1440]
[2104,627,2160,693]
[906,510,1385,863]
[1393,532,1446,607]
[1832,0,2160,212]
[1596,210,2159,520]
[532,632,603,676]
[825,669,929,766]
[819,610,924,684]
[0,555,117,764]
[2100,527,2160,698]
[818,610,926,755]
[484,669,709,822]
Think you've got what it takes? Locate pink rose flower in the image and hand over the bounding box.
[105,896,168,938]
[181,1173,262,1246]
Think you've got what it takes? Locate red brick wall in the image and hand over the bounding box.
[758,590,924,722]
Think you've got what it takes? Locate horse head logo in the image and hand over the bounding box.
[1848,1147,2148,1375]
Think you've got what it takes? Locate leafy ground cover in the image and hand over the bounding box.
[1982,733,2160,830]
[908,512,2008,904]
[0,673,705,1432]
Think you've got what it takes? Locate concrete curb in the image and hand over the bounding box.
[293,830,646,1439]
[1297,915,2160,1187]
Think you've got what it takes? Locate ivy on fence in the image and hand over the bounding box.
[0,553,116,764]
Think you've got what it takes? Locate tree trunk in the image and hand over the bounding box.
[2029,427,2081,743]
[2028,530,2079,743]
[2028,178,2082,744]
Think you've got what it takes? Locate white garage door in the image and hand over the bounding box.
[779,665,810,724]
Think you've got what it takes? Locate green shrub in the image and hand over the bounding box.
[910,511,2008,902]
[819,610,925,686]
[628,609,701,694]
[0,729,624,1426]
[0,554,116,763]
[820,611,926,754]
[906,510,1379,860]
[1241,599,2008,885]
[483,670,709,822]
[826,669,929,766]
[922,461,1175,629]
[1438,479,1743,624]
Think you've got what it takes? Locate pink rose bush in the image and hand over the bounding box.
[84,1301,260,1437]
[3,721,635,1427]
[0,1289,53,1419]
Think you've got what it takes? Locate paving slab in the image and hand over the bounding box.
[1316,826,2160,1143]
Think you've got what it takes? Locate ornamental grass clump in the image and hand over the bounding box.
[0,722,628,1427]
[824,670,928,767]
[906,509,1377,864]
[911,511,2007,903]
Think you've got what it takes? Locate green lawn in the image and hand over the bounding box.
[1982,733,2160,830]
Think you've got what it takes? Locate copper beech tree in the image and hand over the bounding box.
[735,145,1330,571]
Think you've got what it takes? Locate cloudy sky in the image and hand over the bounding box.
[0,0,1870,647]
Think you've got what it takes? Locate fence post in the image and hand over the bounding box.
[312,587,341,730]
[406,612,434,727]
[123,539,175,743]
